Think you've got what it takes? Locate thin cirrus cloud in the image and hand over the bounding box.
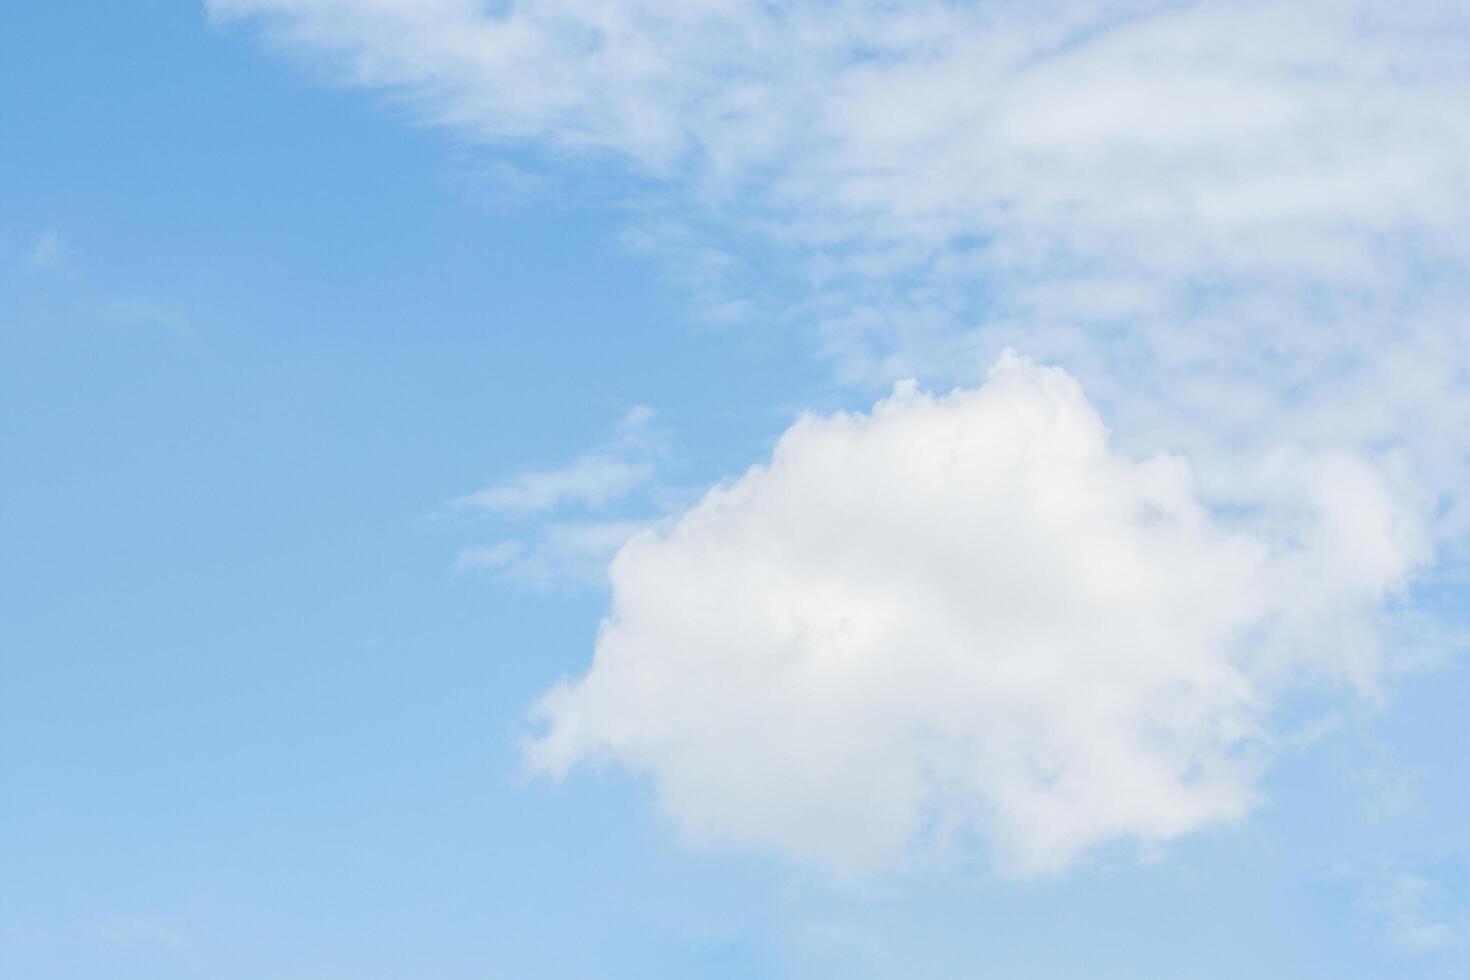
[455,519,659,588]
[455,455,655,514]
[213,1,1468,873]
[207,0,1470,525]
[1338,859,1470,960]
[454,405,662,515]
[453,406,666,586]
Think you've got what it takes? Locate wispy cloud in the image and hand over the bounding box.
[446,158,551,210]
[212,0,1470,544]
[456,456,654,515]
[93,913,192,953]
[455,406,663,515]
[451,406,671,587]
[453,541,526,575]
[98,297,195,339]
[456,519,657,588]
[1340,859,1470,959]
[26,230,67,272]
[1342,742,1420,825]
[10,228,197,340]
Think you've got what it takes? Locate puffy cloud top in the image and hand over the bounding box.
[527,356,1423,873]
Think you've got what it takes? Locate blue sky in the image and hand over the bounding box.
[4,2,1470,978]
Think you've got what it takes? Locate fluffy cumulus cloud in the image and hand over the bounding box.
[211,1,1466,871]
[526,355,1424,873]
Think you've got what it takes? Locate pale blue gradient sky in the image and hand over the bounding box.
[3,4,1469,978]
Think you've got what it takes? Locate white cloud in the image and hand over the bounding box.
[211,0,1470,536]
[455,405,662,514]
[214,0,1467,873]
[203,0,1470,273]
[450,406,669,586]
[453,540,526,573]
[457,455,653,514]
[456,519,657,587]
[1341,860,1470,958]
[526,356,1426,874]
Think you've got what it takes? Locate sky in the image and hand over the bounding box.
[3,2,1470,977]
